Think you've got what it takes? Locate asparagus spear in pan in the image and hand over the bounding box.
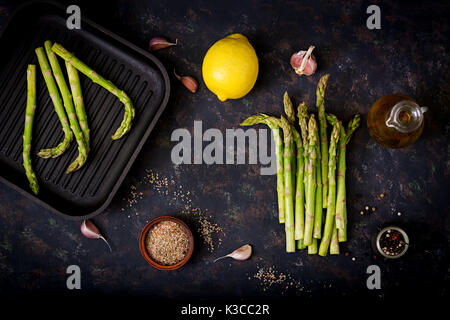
[35,47,73,159]
[66,61,90,152]
[52,42,134,140]
[23,64,39,195]
[44,41,87,173]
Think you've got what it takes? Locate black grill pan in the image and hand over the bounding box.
[0,2,170,220]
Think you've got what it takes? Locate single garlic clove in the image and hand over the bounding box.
[213,244,252,263]
[149,37,177,51]
[229,244,252,261]
[174,69,198,93]
[290,45,317,76]
[81,220,112,252]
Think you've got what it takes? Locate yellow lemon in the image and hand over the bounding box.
[202,34,258,102]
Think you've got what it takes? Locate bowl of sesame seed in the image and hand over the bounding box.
[139,216,194,270]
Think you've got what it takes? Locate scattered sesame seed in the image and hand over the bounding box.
[371,207,376,212]
[122,169,224,252]
[253,266,303,292]
[397,212,402,216]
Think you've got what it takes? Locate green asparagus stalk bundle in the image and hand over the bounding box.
[318,120,341,256]
[316,74,330,209]
[44,41,87,174]
[239,77,360,257]
[51,43,134,140]
[279,116,297,252]
[35,47,73,159]
[303,115,318,247]
[23,65,39,195]
[241,114,285,224]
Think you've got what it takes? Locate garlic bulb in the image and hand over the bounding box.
[290,45,317,76]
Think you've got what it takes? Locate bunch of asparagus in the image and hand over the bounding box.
[23,41,135,195]
[241,74,360,256]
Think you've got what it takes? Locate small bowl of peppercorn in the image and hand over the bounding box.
[139,216,194,270]
[375,226,409,259]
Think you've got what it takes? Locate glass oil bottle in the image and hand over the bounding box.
[367,94,428,148]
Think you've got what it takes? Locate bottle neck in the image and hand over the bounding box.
[385,100,427,133]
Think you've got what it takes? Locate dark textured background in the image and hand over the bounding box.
[0,0,448,310]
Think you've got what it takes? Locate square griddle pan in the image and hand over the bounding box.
[0,1,170,220]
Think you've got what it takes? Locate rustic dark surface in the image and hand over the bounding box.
[0,0,448,309]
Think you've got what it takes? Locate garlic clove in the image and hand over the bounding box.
[149,37,177,51]
[229,244,252,261]
[81,219,101,239]
[290,45,317,76]
[81,219,112,252]
[213,244,252,263]
[174,69,198,93]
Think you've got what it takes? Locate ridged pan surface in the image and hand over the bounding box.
[0,2,170,219]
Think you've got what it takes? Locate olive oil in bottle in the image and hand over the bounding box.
[367,94,428,149]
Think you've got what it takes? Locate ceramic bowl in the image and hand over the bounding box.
[139,216,194,270]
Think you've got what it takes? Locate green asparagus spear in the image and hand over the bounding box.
[52,43,134,140]
[283,92,305,240]
[294,132,305,240]
[66,61,90,151]
[241,114,285,223]
[313,155,323,238]
[339,205,348,242]
[316,74,330,209]
[297,239,307,249]
[279,116,296,252]
[308,238,318,254]
[330,220,340,254]
[283,92,297,189]
[303,115,318,246]
[23,65,39,195]
[35,47,73,159]
[44,41,87,174]
[297,103,309,204]
[336,114,361,240]
[346,115,361,145]
[283,91,296,125]
[318,120,341,256]
[314,103,323,239]
[297,103,309,150]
